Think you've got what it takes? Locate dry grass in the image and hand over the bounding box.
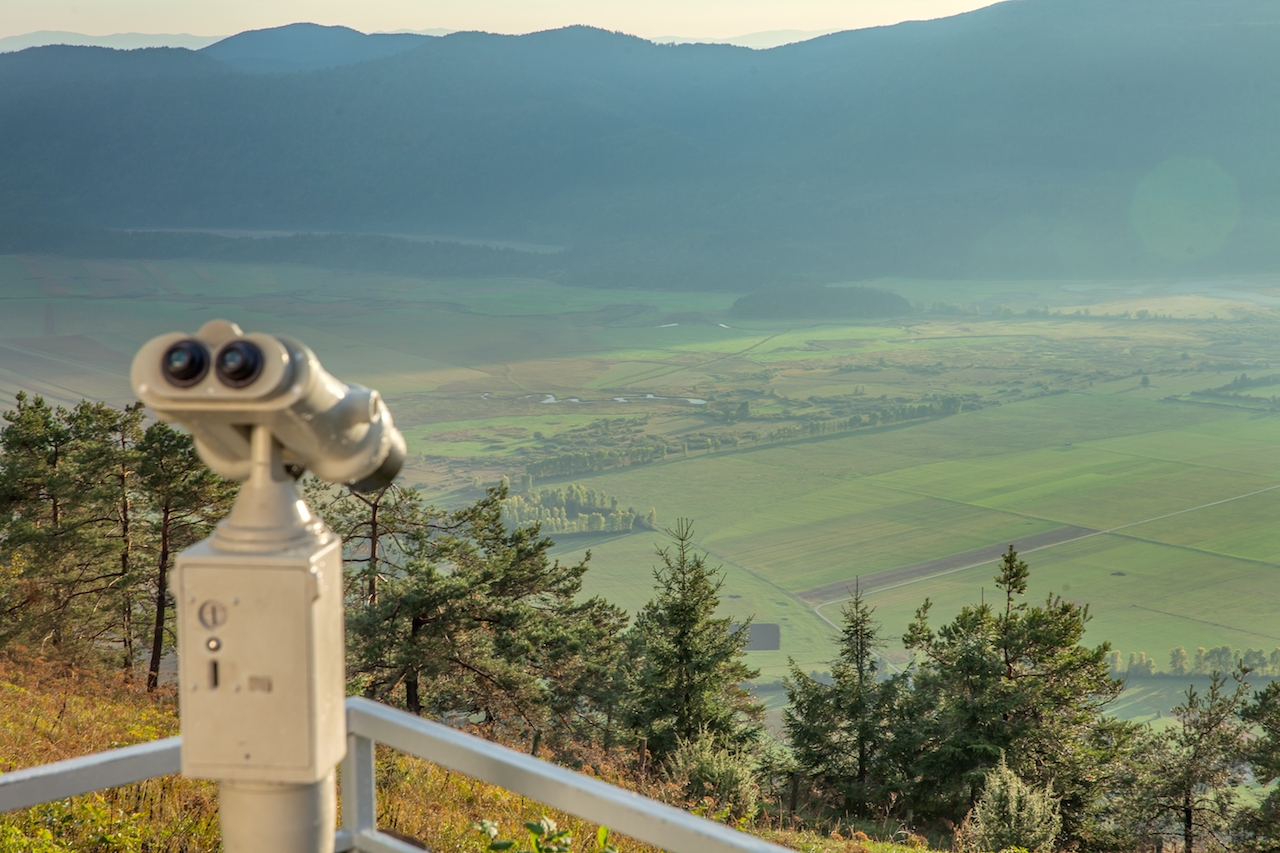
[0,651,219,852]
[0,653,934,853]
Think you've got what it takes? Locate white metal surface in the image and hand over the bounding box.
[132,319,405,486]
[0,736,181,813]
[219,774,337,853]
[174,535,347,784]
[345,697,793,853]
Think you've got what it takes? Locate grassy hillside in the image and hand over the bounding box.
[3,255,1280,695]
[0,655,930,852]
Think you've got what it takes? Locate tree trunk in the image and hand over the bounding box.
[405,669,421,714]
[146,505,172,692]
[367,493,381,605]
[118,444,135,677]
[1183,790,1194,853]
[405,612,423,713]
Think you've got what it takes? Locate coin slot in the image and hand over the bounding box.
[210,660,220,689]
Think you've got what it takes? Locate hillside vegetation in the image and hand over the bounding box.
[4,389,1280,851]
[2,655,850,853]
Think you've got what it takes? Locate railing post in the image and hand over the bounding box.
[342,733,377,839]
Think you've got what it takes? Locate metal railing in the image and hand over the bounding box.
[1,696,790,853]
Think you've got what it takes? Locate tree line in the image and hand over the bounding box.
[1112,646,1280,679]
[500,482,657,536]
[0,397,763,814]
[785,548,1280,853]
[3,397,1279,852]
[0,393,233,690]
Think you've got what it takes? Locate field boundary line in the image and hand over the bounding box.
[1104,530,1280,572]
[610,330,787,390]
[1128,604,1280,643]
[811,480,1280,629]
[1077,443,1274,479]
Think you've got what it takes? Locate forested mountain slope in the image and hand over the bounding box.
[2,0,1279,284]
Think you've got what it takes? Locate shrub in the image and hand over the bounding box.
[662,736,760,821]
[955,758,1061,853]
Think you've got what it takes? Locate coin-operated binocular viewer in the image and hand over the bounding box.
[132,320,406,853]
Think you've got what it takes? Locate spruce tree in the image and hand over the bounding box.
[785,581,893,816]
[899,546,1127,844]
[625,519,762,759]
[958,756,1062,853]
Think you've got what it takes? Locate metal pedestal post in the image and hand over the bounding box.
[219,774,336,853]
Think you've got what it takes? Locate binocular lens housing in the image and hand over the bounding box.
[136,320,406,491]
[161,340,210,387]
[216,341,264,387]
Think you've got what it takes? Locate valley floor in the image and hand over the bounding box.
[3,255,1278,703]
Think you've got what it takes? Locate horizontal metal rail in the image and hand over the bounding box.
[344,696,790,853]
[2,699,792,853]
[0,737,182,814]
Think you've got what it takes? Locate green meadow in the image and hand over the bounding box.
[4,254,1280,707]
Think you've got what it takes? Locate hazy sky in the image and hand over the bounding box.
[2,0,1005,40]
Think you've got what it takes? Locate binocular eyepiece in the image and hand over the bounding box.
[161,338,266,388]
[134,320,406,492]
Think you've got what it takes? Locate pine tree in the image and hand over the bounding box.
[785,581,893,816]
[899,546,1126,845]
[1,395,148,662]
[1133,671,1251,853]
[625,519,762,759]
[305,480,426,606]
[342,485,627,755]
[1239,681,1280,851]
[68,401,146,674]
[136,423,235,691]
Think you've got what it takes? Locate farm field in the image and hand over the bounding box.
[4,254,1280,705]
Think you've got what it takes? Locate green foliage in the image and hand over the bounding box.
[1126,671,1252,853]
[0,825,68,853]
[524,447,666,480]
[1237,681,1280,852]
[304,480,426,606]
[338,483,628,753]
[955,757,1062,853]
[785,583,895,817]
[0,796,150,853]
[0,395,233,676]
[663,735,761,822]
[1127,652,1157,677]
[898,547,1127,846]
[502,484,641,535]
[473,818,619,853]
[623,519,763,759]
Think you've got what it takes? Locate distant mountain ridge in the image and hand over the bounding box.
[2,1,1280,286]
[0,30,225,52]
[199,23,430,73]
